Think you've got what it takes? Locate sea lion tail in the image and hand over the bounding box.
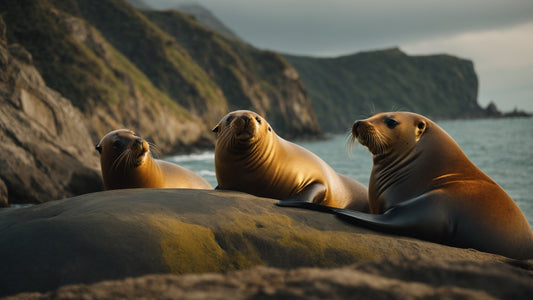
[334,196,449,242]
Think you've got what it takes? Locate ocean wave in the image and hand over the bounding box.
[166,151,214,163]
[198,170,216,177]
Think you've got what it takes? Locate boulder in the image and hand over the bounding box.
[1,189,530,298]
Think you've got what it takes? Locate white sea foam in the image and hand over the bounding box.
[166,151,214,163]
[198,170,216,177]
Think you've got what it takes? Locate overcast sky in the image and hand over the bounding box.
[146,0,533,112]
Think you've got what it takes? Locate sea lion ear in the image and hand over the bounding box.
[415,120,427,141]
[212,124,220,134]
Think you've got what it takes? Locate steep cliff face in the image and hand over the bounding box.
[143,9,321,138]
[0,0,216,154]
[0,18,102,204]
[53,0,228,123]
[1,0,320,147]
[285,48,482,132]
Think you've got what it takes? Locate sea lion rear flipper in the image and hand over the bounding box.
[335,195,450,242]
[276,183,336,213]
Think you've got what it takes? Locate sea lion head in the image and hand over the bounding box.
[351,112,427,157]
[213,110,273,150]
[96,129,151,171]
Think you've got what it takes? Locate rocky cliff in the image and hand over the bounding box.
[285,48,483,132]
[0,17,102,204]
[1,0,320,146]
[1,0,224,153]
[142,9,320,138]
[163,3,486,133]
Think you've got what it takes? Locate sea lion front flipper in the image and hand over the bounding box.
[276,183,336,213]
[335,195,450,243]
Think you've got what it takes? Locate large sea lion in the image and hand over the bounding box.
[213,110,369,211]
[336,112,533,259]
[96,129,212,190]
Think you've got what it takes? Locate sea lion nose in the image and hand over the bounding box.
[352,121,361,137]
[241,115,250,125]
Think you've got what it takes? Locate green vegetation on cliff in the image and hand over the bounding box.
[285,48,482,132]
[142,9,321,137]
[48,0,227,120]
[0,0,205,152]
[0,0,321,145]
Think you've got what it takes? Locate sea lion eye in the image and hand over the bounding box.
[95,145,102,153]
[226,115,235,125]
[112,140,122,149]
[255,117,261,124]
[385,118,399,129]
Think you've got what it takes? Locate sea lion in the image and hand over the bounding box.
[96,129,212,190]
[213,110,369,211]
[336,111,533,259]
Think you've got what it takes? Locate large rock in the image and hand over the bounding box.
[1,189,529,297]
[0,17,103,204]
[5,259,533,300]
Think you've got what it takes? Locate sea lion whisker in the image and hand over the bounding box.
[111,151,125,171]
[365,128,390,156]
[346,133,360,158]
[112,149,131,171]
[346,130,356,152]
[148,141,161,158]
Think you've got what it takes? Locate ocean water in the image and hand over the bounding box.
[166,117,533,229]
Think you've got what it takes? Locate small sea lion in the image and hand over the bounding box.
[96,129,212,190]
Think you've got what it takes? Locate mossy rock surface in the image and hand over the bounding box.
[0,189,502,296]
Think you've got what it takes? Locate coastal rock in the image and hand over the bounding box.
[0,179,7,207]
[0,17,103,204]
[1,189,530,297]
[5,258,533,300]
